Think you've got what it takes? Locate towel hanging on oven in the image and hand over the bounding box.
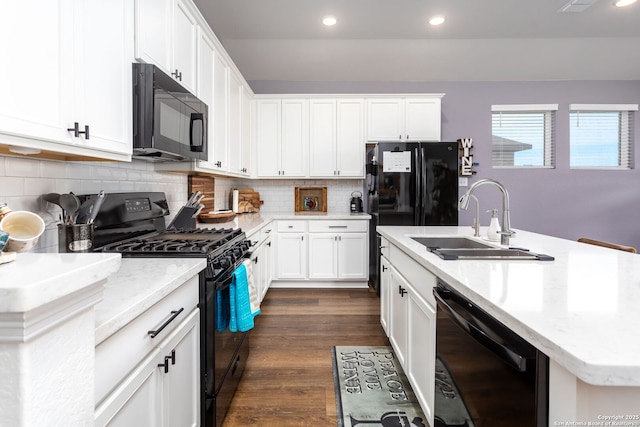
[229,262,260,332]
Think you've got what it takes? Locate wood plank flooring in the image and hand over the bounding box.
[223,287,389,426]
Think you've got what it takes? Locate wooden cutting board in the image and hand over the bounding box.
[232,187,263,212]
[188,175,215,218]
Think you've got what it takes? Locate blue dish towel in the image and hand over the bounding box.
[229,263,260,332]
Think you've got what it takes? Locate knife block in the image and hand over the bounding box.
[166,206,198,230]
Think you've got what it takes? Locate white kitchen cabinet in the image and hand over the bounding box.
[380,255,391,334]
[228,72,250,176]
[211,47,230,170]
[276,220,368,284]
[275,220,307,279]
[382,243,438,427]
[134,0,198,94]
[248,224,273,301]
[406,283,436,426]
[256,99,308,178]
[275,233,307,279]
[308,233,338,279]
[0,0,132,161]
[367,97,442,142]
[389,266,409,368]
[308,99,365,178]
[95,309,200,427]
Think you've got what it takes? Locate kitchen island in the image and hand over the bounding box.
[377,225,640,425]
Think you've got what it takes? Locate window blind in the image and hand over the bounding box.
[491,105,556,168]
[569,104,637,169]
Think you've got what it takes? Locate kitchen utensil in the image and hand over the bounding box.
[42,193,61,207]
[60,193,81,224]
[0,211,46,252]
[76,191,106,224]
[88,191,106,223]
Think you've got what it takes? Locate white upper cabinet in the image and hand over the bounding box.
[134,0,198,94]
[309,98,365,178]
[228,72,250,176]
[309,100,337,177]
[256,99,308,178]
[336,99,365,177]
[212,53,230,170]
[0,0,132,161]
[367,97,442,142]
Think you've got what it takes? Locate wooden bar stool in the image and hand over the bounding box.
[577,238,637,253]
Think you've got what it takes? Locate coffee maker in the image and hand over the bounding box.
[350,191,363,213]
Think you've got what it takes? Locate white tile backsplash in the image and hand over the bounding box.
[1,153,366,252]
[219,178,364,214]
[0,154,189,253]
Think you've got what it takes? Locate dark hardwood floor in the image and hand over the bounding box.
[223,287,389,426]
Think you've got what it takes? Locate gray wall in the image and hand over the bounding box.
[251,80,640,248]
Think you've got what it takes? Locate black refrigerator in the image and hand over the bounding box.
[365,141,459,293]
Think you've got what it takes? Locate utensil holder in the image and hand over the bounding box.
[166,206,198,230]
[58,223,94,253]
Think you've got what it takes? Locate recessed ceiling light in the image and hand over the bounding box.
[429,16,445,26]
[614,0,637,6]
[323,16,337,26]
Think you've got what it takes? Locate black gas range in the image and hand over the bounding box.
[88,192,251,427]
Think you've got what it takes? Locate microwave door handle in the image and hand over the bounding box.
[189,113,204,152]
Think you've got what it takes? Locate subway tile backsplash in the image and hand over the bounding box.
[0,154,188,253]
[1,154,365,253]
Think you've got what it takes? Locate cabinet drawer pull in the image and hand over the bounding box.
[328,225,348,228]
[382,265,388,272]
[148,308,184,338]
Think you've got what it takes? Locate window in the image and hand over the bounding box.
[569,104,637,169]
[491,104,557,168]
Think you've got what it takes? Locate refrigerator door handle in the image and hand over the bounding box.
[414,147,420,225]
[421,147,427,225]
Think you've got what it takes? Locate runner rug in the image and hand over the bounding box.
[331,346,427,427]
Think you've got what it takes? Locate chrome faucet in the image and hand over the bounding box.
[458,178,515,245]
[469,194,480,237]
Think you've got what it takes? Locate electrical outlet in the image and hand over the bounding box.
[458,177,469,187]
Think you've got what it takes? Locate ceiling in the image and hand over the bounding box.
[193,0,640,83]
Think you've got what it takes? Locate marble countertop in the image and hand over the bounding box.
[0,253,122,312]
[94,257,206,345]
[377,225,640,387]
[198,212,371,237]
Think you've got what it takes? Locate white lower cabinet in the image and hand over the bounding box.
[275,232,307,279]
[382,244,437,427]
[95,276,200,427]
[248,224,274,301]
[380,255,391,334]
[274,219,368,285]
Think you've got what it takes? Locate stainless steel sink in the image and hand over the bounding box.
[430,248,554,261]
[411,236,494,249]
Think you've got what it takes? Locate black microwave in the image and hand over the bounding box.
[132,63,208,162]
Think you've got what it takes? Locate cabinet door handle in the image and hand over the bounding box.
[158,358,169,373]
[215,161,222,168]
[172,69,182,81]
[398,285,407,297]
[382,265,387,272]
[301,236,304,241]
[399,134,402,140]
[148,307,184,338]
[169,349,175,365]
[253,256,259,264]
[67,122,90,140]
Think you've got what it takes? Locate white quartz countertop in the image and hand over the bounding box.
[198,212,371,237]
[0,253,122,312]
[377,225,640,387]
[94,257,206,345]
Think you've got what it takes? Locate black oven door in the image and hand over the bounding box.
[433,282,548,427]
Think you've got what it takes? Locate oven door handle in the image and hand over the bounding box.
[433,287,530,372]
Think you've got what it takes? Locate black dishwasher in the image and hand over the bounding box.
[433,281,548,427]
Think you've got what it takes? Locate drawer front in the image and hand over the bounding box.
[277,220,307,233]
[260,225,274,241]
[95,275,199,406]
[308,220,368,233]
